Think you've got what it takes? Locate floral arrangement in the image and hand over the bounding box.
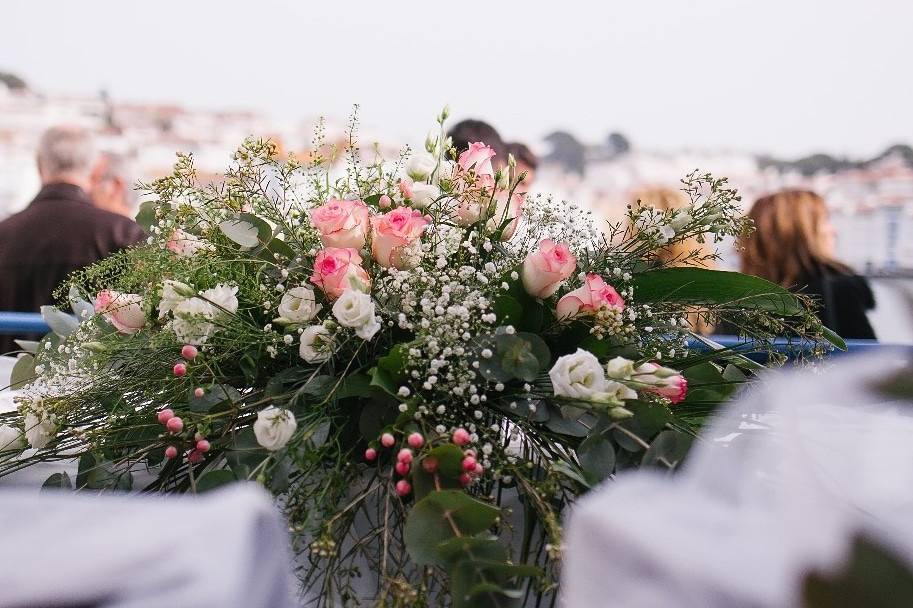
[0,108,837,606]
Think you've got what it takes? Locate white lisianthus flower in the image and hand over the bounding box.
[406,151,438,181]
[171,298,215,345]
[0,424,25,454]
[410,183,440,209]
[23,406,57,449]
[332,290,381,340]
[548,349,607,400]
[200,284,239,315]
[158,280,194,319]
[277,286,321,323]
[253,406,297,451]
[300,325,334,363]
[592,381,638,405]
[606,356,635,380]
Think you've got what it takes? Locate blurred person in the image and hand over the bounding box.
[633,186,716,334]
[447,119,507,165]
[506,142,538,190]
[741,189,876,339]
[90,152,138,218]
[0,126,145,354]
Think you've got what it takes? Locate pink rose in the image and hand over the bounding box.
[556,274,625,320]
[94,290,146,335]
[166,229,211,257]
[458,142,496,188]
[634,362,688,405]
[309,199,370,250]
[488,192,524,241]
[399,178,414,200]
[371,207,431,269]
[309,247,370,299]
[521,239,577,299]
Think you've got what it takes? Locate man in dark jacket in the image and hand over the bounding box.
[0,126,146,354]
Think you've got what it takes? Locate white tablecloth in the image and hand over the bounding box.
[562,352,913,607]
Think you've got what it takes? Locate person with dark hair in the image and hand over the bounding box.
[447,119,506,163]
[740,189,876,339]
[506,142,539,189]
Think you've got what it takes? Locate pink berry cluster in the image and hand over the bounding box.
[364,427,484,497]
[157,408,211,463]
[173,344,198,378]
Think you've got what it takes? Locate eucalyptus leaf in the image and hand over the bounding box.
[9,353,35,389]
[642,429,693,469]
[12,340,39,354]
[219,217,260,249]
[40,305,79,338]
[577,433,616,483]
[404,490,500,566]
[196,469,237,492]
[41,471,73,490]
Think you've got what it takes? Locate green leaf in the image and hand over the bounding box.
[437,535,508,566]
[219,215,261,249]
[239,353,259,384]
[135,200,158,231]
[451,558,539,608]
[492,295,523,328]
[368,366,399,397]
[10,353,35,389]
[13,340,39,354]
[577,433,616,483]
[632,268,804,316]
[196,469,237,492]
[225,427,269,479]
[822,326,848,351]
[681,362,734,404]
[40,305,79,338]
[378,343,409,380]
[41,472,73,490]
[642,430,693,469]
[404,490,501,566]
[190,384,241,413]
[613,400,672,451]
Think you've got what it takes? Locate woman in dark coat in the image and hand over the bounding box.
[740,189,876,340]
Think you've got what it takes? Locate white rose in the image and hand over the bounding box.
[406,151,438,181]
[548,349,607,400]
[410,183,440,209]
[332,290,380,340]
[277,287,321,323]
[253,406,297,451]
[300,325,334,363]
[606,356,635,380]
[0,424,25,454]
[200,283,238,315]
[94,290,146,335]
[23,408,56,449]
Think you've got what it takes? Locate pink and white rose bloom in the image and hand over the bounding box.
[308,199,371,250]
[371,207,431,269]
[521,239,577,298]
[458,142,496,188]
[556,274,625,320]
[310,247,370,300]
[634,362,688,404]
[94,290,146,335]
[166,229,212,257]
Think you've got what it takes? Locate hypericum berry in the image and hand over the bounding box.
[397,448,413,464]
[173,363,187,377]
[364,448,378,461]
[464,449,476,458]
[380,433,395,448]
[165,416,184,434]
[452,428,470,446]
[421,456,438,473]
[157,409,175,425]
[379,195,392,209]
[407,432,424,448]
[395,461,411,476]
[164,446,178,459]
[181,345,199,360]
[461,456,477,472]
[473,462,484,476]
[187,449,203,464]
[196,439,211,453]
[395,479,412,496]
[193,387,205,398]
[459,473,472,487]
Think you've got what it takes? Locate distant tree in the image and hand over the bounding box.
[605,132,631,157]
[543,131,586,175]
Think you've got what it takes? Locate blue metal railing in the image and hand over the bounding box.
[0,312,50,335]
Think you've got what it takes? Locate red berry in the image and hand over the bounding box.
[157,409,174,425]
[459,473,472,487]
[380,432,395,448]
[187,449,203,464]
[407,432,424,449]
[462,456,477,472]
[173,363,187,377]
[196,439,211,453]
[165,416,184,433]
[364,448,378,461]
[164,446,178,459]
[421,456,439,473]
[473,462,484,476]
[395,479,412,496]
[452,428,470,446]
[181,345,199,360]
[397,448,413,464]
[193,387,205,398]
[395,461,411,476]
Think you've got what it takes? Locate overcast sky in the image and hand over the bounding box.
[3,0,911,157]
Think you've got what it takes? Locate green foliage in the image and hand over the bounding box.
[404,490,501,566]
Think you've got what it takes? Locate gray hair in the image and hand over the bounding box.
[99,152,138,206]
[36,125,98,179]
